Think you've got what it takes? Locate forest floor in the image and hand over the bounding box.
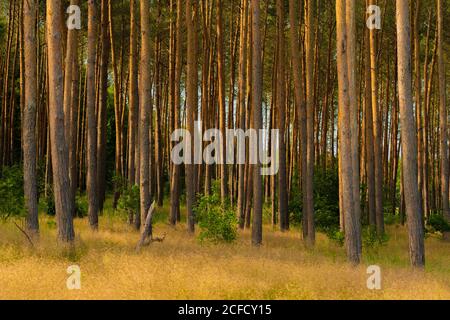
[0,203,449,300]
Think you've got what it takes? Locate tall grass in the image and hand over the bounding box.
[0,206,449,300]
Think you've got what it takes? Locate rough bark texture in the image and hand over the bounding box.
[396,0,425,267]
[46,0,75,242]
[437,0,449,220]
[276,0,288,232]
[251,0,263,246]
[87,0,99,230]
[336,0,359,265]
[185,0,197,233]
[23,0,39,235]
[304,0,315,246]
[369,0,384,235]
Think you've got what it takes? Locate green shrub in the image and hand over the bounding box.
[362,226,389,249]
[290,168,340,232]
[194,182,238,243]
[43,185,56,216]
[0,166,24,219]
[326,228,345,246]
[74,196,88,218]
[118,184,140,216]
[427,214,450,233]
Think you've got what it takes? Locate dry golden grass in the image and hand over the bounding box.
[0,209,449,300]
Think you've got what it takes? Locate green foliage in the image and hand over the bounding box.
[43,185,56,216]
[427,214,450,233]
[362,226,389,249]
[326,228,345,247]
[384,214,401,226]
[74,196,88,218]
[0,166,24,218]
[194,182,238,243]
[290,168,340,232]
[118,185,140,215]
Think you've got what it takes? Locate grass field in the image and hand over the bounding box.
[0,204,449,300]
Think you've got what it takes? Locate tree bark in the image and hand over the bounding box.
[437,0,449,220]
[86,0,99,230]
[396,0,425,267]
[23,0,39,235]
[140,0,152,226]
[46,0,75,242]
[251,0,263,246]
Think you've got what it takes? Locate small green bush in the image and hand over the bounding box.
[118,184,140,216]
[326,228,345,246]
[362,226,389,249]
[0,166,24,219]
[43,185,56,216]
[427,214,450,233]
[74,196,88,218]
[194,182,238,243]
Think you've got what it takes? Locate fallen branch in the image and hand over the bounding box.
[13,221,35,248]
[136,201,166,252]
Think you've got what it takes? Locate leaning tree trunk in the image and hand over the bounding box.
[396,0,425,267]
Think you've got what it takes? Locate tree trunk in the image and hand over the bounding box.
[251,0,263,246]
[46,0,75,242]
[170,0,183,226]
[369,0,384,235]
[304,0,315,246]
[336,0,360,264]
[23,0,39,235]
[140,0,152,226]
[437,0,449,220]
[87,0,99,230]
[395,0,425,267]
[185,0,197,233]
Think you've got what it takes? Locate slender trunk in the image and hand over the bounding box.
[87,0,99,230]
[23,0,39,235]
[47,0,75,242]
[396,0,425,267]
[251,0,263,246]
[437,0,449,220]
[185,0,197,233]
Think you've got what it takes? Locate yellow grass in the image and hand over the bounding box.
[0,208,449,300]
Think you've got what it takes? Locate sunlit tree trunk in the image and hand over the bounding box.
[395,0,425,267]
[369,0,384,234]
[46,0,75,241]
[139,0,152,227]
